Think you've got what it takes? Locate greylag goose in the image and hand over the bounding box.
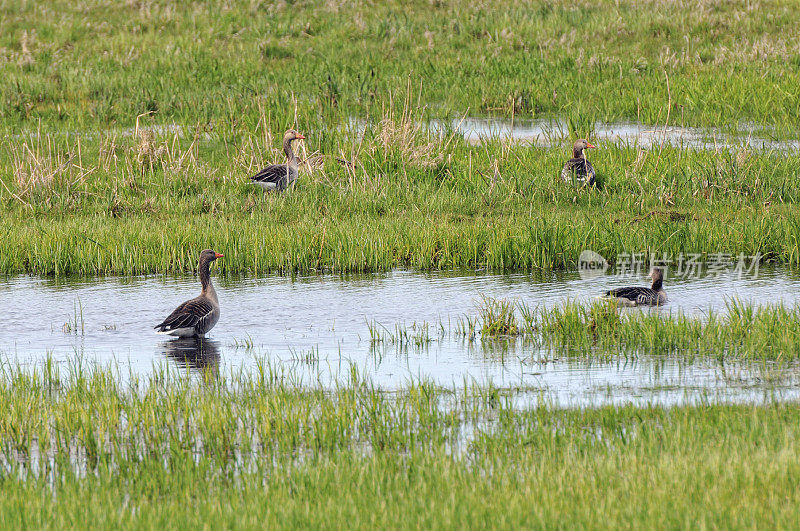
[561,139,596,186]
[155,249,223,337]
[602,268,667,306]
[250,129,306,191]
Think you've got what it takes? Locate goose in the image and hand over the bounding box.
[601,268,667,306]
[561,139,596,186]
[155,249,223,337]
[250,129,306,191]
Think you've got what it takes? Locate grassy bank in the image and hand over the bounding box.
[0,362,797,527]
[3,117,800,275]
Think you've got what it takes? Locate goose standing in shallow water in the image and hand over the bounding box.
[250,129,306,191]
[155,249,223,337]
[561,139,596,186]
[602,268,667,306]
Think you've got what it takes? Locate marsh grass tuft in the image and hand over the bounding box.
[61,300,84,335]
[135,129,168,173]
[10,138,73,199]
[377,299,800,360]
[231,334,254,350]
[479,296,520,337]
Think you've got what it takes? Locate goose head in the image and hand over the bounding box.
[283,129,306,143]
[649,267,664,289]
[200,249,224,263]
[572,139,595,158]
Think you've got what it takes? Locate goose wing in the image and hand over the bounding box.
[561,158,594,184]
[605,287,658,305]
[250,163,292,189]
[155,297,216,333]
[561,159,579,182]
[584,159,596,185]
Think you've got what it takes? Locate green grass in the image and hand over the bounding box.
[367,298,800,360]
[3,116,800,275]
[3,0,800,131]
[3,0,800,275]
[528,299,800,358]
[0,360,798,527]
[480,295,520,336]
[4,2,800,526]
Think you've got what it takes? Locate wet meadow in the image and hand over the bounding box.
[3,0,800,526]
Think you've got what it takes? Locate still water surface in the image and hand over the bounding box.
[3,268,800,407]
[432,117,800,151]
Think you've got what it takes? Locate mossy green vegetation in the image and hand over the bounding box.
[0,362,798,527]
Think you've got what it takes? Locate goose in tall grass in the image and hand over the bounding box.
[155,249,223,337]
[561,139,596,186]
[601,268,667,306]
[250,129,306,191]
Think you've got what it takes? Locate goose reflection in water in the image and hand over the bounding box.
[161,337,221,375]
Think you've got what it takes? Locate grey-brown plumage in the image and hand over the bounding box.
[603,268,667,306]
[155,249,223,337]
[250,129,306,191]
[561,139,596,186]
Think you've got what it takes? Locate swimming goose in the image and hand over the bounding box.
[602,268,667,306]
[250,129,306,191]
[155,249,223,337]
[561,139,596,186]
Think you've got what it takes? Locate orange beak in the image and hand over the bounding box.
[215,253,224,259]
[296,133,306,140]
[586,142,596,149]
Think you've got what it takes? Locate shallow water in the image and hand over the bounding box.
[433,117,800,151]
[3,268,800,407]
[16,117,798,154]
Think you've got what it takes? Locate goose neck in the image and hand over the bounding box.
[199,258,217,302]
[283,138,297,162]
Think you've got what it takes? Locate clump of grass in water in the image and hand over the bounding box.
[62,301,85,335]
[454,315,479,340]
[479,296,519,337]
[290,346,320,365]
[365,319,432,346]
[373,300,800,360]
[231,334,254,350]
